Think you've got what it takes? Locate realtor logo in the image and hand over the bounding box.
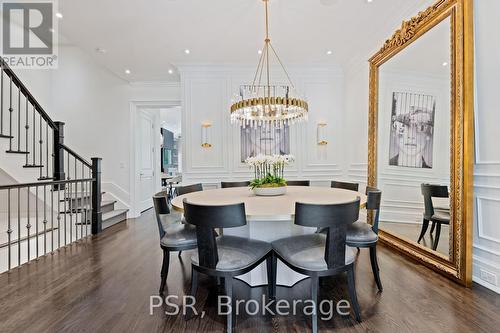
[1,0,58,69]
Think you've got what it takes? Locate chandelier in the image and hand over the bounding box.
[230,0,308,128]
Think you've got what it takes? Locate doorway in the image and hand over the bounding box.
[130,101,181,216]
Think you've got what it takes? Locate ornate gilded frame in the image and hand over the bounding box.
[368,0,474,286]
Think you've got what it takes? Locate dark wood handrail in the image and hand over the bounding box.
[0,57,57,129]
[60,144,92,168]
[0,177,94,190]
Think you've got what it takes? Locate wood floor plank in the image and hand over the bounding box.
[0,209,499,333]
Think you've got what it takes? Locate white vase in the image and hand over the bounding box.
[253,186,287,196]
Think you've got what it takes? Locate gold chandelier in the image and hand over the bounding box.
[230,0,308,128]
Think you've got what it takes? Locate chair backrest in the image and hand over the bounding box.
[286,180,310,186]
[152,191,170,239]
[221,181,250,188]
[183,199,247,269]
[295,198,360,269]
[421,183,449,219]
[365,188,382,233]
[177,183,203,196]
[331,181,359,192]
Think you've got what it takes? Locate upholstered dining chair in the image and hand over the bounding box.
[286,180,310,186]
[331,180,359,192]
[221,181,250,188]
[176,183,203,196]
[346,186,383,291]
[183,199,273,333]
[152,191,197,295]
[418,184,450,251]
[271,199,362,332]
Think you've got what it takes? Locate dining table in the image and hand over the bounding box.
[171,185,367,287]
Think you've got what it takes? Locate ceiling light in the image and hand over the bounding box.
[366,0,374,3]
[442,62,448,66]
[168,69,174,74]
[184,49,190,54]
[230,0,308,128]
[95,48,107,54]
[55,12,63,19]
[125,69,131,74]
[326,50,333,55]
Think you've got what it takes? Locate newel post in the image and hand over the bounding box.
[53,121,65,181]
[91,157,102,234]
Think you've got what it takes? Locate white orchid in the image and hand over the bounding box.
[245,154,295,185]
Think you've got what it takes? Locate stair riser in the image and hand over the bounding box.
[102,212,127,229]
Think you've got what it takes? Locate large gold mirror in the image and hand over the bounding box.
[368,0,474,286]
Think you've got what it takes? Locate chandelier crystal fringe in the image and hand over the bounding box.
[230,0,308,128]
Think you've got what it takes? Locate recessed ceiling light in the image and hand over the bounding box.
[168,69,174,74]
[184,49,190,54]
[125,69,131,74]
[55,12,63,19]
[442,62,448,66]
[258,50,263,55]
[326,50,333,55]
[95,48,107,54]
[366,0,374,3]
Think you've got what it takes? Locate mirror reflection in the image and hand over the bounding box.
[377,17,452,257]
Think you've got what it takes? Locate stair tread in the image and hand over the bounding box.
[0,134,13,139]
[101,200,117,207]
[23,164,44,168]
[102,209,128,221]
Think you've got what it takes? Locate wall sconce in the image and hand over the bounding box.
[201,123,212,148]
[317,123,328,145]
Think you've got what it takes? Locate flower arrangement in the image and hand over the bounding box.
[245,154,295,189]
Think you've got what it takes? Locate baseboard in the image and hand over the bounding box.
[472,255,500,294]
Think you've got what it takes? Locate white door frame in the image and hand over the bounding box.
[129,100,181,217]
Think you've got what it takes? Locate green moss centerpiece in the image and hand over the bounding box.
[245,154,295,196]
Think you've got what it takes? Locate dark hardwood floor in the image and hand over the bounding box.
[1,209,499,333]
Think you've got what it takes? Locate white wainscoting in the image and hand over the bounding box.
[178,65,346,186]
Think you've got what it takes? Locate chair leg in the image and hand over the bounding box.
[266,254,276,299]
[417,219,429,243]
[178,251,182,258]
[185,268,198,320]
[310,276,319,333]
[430,221,436,234]
[224,277,234,333]
[347,267,362,322]
[432,223,442,251]
[369,246,383,292]
[159,250,170,295]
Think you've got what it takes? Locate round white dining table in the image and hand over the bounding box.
[172,186,367,287]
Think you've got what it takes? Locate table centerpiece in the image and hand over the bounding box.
[245,154,295,196]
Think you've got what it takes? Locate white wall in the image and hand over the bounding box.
[12,45,181,212]
[179,65,346,188]
[471,0,500,293]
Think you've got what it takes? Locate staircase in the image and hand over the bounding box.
[0,58,127,272]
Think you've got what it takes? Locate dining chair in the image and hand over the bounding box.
[346,186,383,291]
[183,199,273,333]
[418,184,450,250]
[153,191,197,295]
[221,181,250,188]
[271,198,362,332]
[286,180,310,186]
[331,180,359,192]
[176,183,203,196]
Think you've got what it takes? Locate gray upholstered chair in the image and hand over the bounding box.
[271,199,362,332]
[418,184,450,250]
[286,180,310,186]
[346,186,383,291]
[331,180,359,192]
[221,181,250,188]
[183,199,273,333]
[153,191,197,295]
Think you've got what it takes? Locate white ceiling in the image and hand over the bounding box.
[58,0,436,82]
